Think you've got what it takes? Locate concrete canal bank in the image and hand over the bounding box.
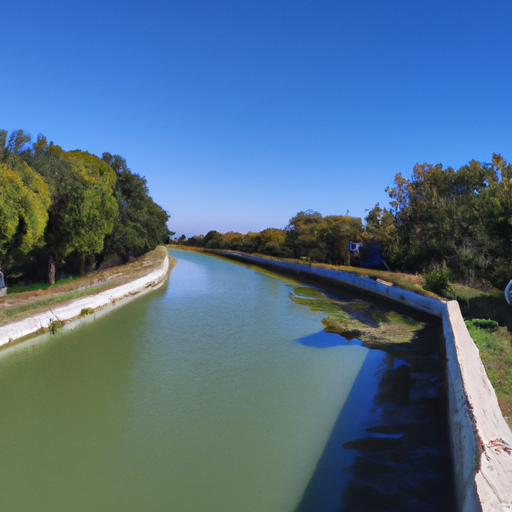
[0,247,173,348]
[217,250,512,512]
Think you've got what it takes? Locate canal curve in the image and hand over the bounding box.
[0,249,454,511]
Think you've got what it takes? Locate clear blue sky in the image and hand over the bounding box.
[2,0,511,237]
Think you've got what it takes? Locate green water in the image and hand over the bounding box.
[0,249,372,512]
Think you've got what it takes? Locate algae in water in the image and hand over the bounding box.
[290,287,425,348]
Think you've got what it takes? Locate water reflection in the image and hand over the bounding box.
[295,323,456,512]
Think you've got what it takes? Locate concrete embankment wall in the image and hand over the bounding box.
[219,251,512,512]
[0,250,173,348]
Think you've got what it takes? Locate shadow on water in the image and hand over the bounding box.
[295,322,457,512]
[295,330,358,349]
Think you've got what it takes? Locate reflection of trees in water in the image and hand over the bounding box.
[340,324,456,512]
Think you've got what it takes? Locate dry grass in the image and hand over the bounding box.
[0,246,169,327]
[308,261,436,297]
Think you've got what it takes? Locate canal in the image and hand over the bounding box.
[0,249,455,511]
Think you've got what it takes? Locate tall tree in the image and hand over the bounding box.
[364,203,398,264]
[380,156,512,286]
[101,153,170,258]
[0,157,51,276]
[31,143,117,281]
[62,150,118,273]
[322,215,363,265]
[7,129,32,156]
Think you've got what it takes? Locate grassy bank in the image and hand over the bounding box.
[0,246,169,328]
[0,284,111,326]
[465,321,512,428]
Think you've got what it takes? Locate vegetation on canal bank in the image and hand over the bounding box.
[178,154,512,291]
[465,320,512,428]
[0,246,169,328]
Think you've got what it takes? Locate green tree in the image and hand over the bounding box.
[7,129,32,156]
[322,215,363,265]
[203,230,227,249]
[0,131,52,276]
[0,129,171,282]
[364,203,398,264]
[285,211,362,264]
[101,153,170,258]
[386,163,457,271]
[257,228,288,256]
[0,160,51,275]
[381,156,512,286]
[285,210,325,260]
[30,143,118,281]
[62,150,118,274]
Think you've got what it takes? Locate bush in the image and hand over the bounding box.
[49,320,63,334]
[465,318,499,332]
[424,266,451,297]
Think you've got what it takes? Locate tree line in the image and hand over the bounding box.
[180,153,512,290]
[180,211,364,266]
[0,129,170,284]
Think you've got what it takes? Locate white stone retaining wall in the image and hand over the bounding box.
[219,251,512,512]
[0,251,172,348]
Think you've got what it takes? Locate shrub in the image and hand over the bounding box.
[49,320,63,334]
[465,318,499,332]
[424,266,451,297]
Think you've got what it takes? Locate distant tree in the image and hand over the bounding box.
[237,232,260,253]
[285,210,362,264]
[285,210,325,259]
[322,215,363,265]
[186,234,205,247]
[223,231,245,249]
[257,228,288,256]
[203,230,228,249]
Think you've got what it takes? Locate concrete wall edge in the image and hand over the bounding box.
[0,249,174,348]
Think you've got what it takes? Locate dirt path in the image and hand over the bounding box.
[0,246,170,328]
